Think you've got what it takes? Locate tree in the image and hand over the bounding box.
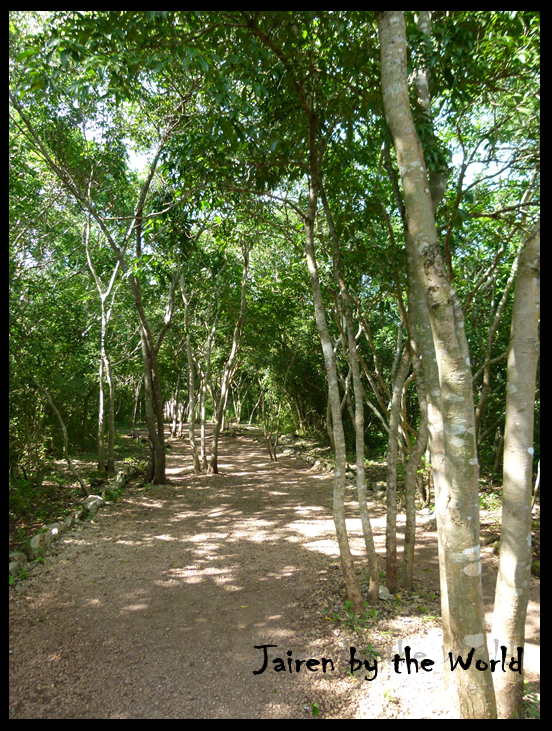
[376,10,497,717]
[491,220,540,718]
[9,22,203,482]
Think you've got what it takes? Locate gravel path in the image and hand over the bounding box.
[9,428,540,718]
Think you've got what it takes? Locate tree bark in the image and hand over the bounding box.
[491,220,540,718]
[304,167,364,617]
[377,11,497,717]
[321,185,380,604]
[180,278,202,473]
[210,245,249,474]
[385,347,410,594]
[246,12,364,614]
[84,210,119,476]
[401,294,429,590]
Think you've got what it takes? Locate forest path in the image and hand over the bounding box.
[9,427,539,719]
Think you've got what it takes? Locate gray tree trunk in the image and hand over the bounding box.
[401,292,429,590]
[180,278,202,474]
[304,171,364,616]
[491,220,540,718]
[321,186,380,604]
[385,348,410,594]
[210,246,249,474]
[377,11,497,717]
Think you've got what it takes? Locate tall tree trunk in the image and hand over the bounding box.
[401,294,429,590]
[104,354,116,475]
[246,12,363,614]
[140,328,163,483]
[320,185,380,605]
[180,278,202,473]
[170,372,181,438]
[98,356,106,473]
[474,247,521,439]
[377,11,497,717]
[293,393,304,433]
[131,375,143,439]
[304,167,364,617]
[200,320,217,469]
[210,245,249,474]
[84,212,119,476]
[491,220,540,718]
[385,347,410,594]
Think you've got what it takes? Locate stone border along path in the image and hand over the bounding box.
[9,463,143,580]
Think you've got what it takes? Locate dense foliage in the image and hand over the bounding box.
[9,10,539,488]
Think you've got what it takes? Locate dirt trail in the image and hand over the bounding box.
[9,428,539,719]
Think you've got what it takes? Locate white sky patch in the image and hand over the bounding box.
[127,147,150,173]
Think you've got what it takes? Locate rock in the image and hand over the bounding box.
[480,533,498,546]
[379,585,391,601]
[83,495,105,516]
[9,552,28,567]
[44,522,66,538]
[9,492,113,581]
[418,511,436,524]
[29,531,53,560]
[74,506,87,521]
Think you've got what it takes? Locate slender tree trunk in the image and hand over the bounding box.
[200,321,216,469]
[246,12,363,615]
[180,278,201,473]
[321,185,380,604]
[131,260,183,484]
[170,373,181,438]
[258,377,275,461]
[248,388,263,426]
[98,357,106,473]
[131,375,143,439]
[104,354,116,475]
[377,11,497,717]
[304,170,364,616]
[491,220,540,718]
[293,393,304,433]
[475,247,521,438]
[210,246,249,474]
[401,297,429,590]
[385,348,410,594]
[140,329,161,483]
[84,213,119,476]
[530,459,540,510]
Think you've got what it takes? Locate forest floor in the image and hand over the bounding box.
[9,426,540,719]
